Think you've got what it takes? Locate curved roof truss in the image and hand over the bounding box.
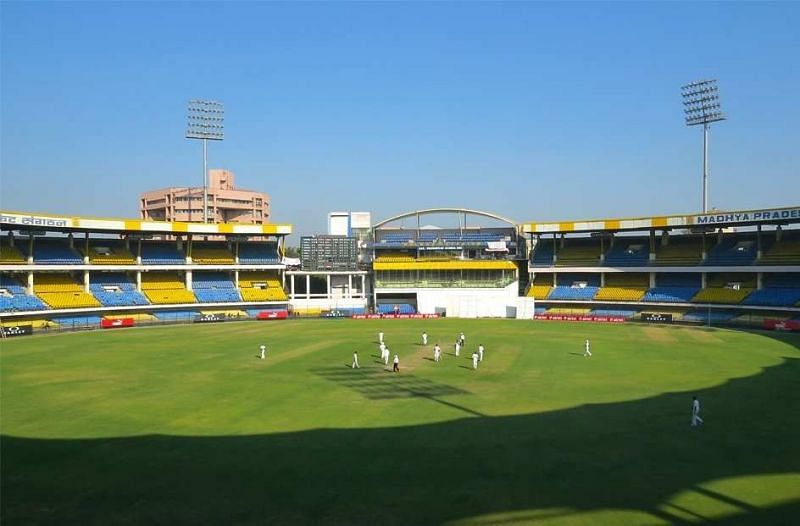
[374,208,518,229]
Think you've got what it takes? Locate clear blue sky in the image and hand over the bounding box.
[1,2,798,239]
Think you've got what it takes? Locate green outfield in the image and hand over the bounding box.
[1,319,799,525]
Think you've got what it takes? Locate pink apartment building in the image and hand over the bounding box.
[139,170,270,224]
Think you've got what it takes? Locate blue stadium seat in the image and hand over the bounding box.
[90,273,149,307]
[589,309,638,318]
[683,310,738,323]
[23,240,83,264]
[141,244,185,264]
[531,244,554,266]
[642,287,700,303]
[238,243,280,264]
[604,239,649,266]
[547,286,599,301]
[705,238,757,265]
[377,303,416,314]
[0,276,49,312]
[192,273,242,302]
[742,288,800,307]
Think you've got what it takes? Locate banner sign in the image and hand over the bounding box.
[534,314,625,323]
[352,314,440,320]
[692,207,800,226]
[194,314,227,323]
[0,325,34,337]
[101,318,135,329]
[256,310,289,320]
[641,313,674,323]
[762,319,800,332]
[0,213,70,229]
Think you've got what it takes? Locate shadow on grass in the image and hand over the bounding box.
[2,351,799,524]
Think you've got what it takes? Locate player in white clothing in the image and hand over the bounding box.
[471,351,479,370]
[378,331,384,344]
[584,339,592,357]
[422,331,428,345]
[383,347,390,366]
[392,354,400,373]
[433,344,441,363]
[478,344,485,362]
[259,345,266,360]
[691,396,704,426]
[454,340,461,357]
[459,332,466,346]
[352,351,360,369]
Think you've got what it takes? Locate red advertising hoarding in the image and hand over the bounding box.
[101,318,135,329]
[256,310,289,320]
[534,314,625,323]
[351,313,440,320]
[762,319,800,332]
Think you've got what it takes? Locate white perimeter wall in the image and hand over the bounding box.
[290,298,368,311]
[380,282,529,318]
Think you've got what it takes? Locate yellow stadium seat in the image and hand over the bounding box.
[141,273,196,304]
[0,245,26,264]
[692,288,753,304]
[594,287,647,301]
[191,247,235,264]
[527,285,552,299]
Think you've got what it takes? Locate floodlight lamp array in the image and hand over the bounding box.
[186,100,225,140]
[681,80,725,126]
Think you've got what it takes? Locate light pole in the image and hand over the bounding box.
[186,100,224,223]
[681,80,725,213]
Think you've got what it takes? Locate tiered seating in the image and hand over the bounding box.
[375,254,415,263]
[594,273,648,301]
[547,274,600,301]
[191,244,235,264]
[590,309,638,318]
[642,273,701,303]
[705,237,757,265]
[604,238,649,266]
[51,315,104,327]
[0,243,26,264]
[377,303,416,314]
[83,242,136,264]
[655,237,703,265]
[89,273,149,306]
[377,232,416,246]
[758,238,800,265]
[531,242,554,266]
[527,274,552,299]
[140,243,185,264]
[692,274,754,304]
[555,242,599,266]
[35,274,101,309]
[141,273,196,304]
[238,243,280,264]
[683,310,738,324]
[192,272,241,302]
[742,274,800,306]
[152,310,199,321]
[238,272,287,301]
[0,276,48,311]
[545,307,591,315]
[29,239,83,264]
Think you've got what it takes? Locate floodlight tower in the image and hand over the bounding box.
[186,100,225,223]
[682,80,725,213]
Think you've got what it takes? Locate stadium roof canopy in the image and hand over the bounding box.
[374,208,518,229]
[0,210,292,236]
[523,205,800,234]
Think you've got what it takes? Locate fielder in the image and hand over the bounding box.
[691,396,704,427]
[422,331,428,345]
[352,351,360,369]
[478,344,485,362]
[471,351,479,370]
[454,340,461,357]
[584,339,592,357]
[460,332,466,346]
[434,344,441,363]
[393,354,400,373]
[383,347,390,366]
[378,331,384,344]
[259,344,266,360]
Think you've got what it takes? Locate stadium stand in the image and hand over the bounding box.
[548,274,600,300]
[191,244,235,264]
[82,241,136,264]
[0,243,26,264]
[594,273,648,301]
[377,303,416,314]
[705,237,758,265]
[655,237,703,265]
[140,243,185,264]
[604,238,649,266]
[238,243,280,264]
[89,273,149,307]
[192,272,242,303]
[374,253,415,263]
[527,273,553,299]
[35,274,101,309]
[554,240,600,266]
[51,315,104,327]
[238,272,287,301]
[758,236,800,265]
[141,273,197,304]
[692,274,755,304]
[589,309,638,318]
[27,239,83,264]
[642,273,702,303]
[530,241,554,266]
[152,310,199,321]
[683,309,739,324]
[0,275,49,311]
